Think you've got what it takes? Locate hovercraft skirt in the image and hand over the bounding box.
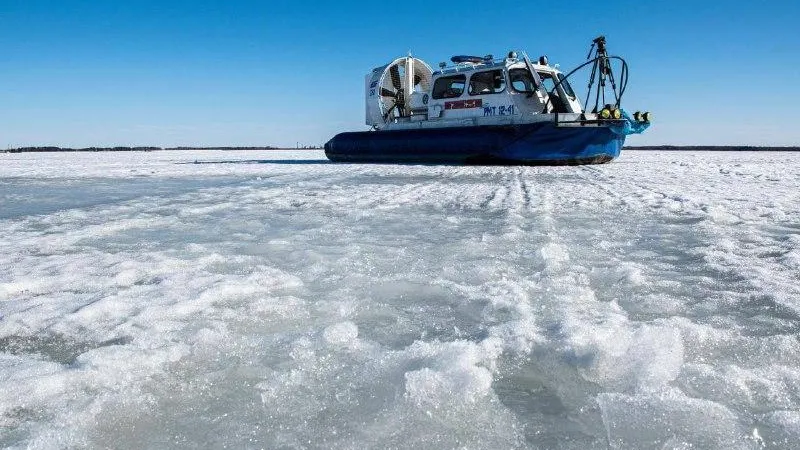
[324,122,624,165]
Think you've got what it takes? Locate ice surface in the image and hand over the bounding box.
[1,150,799,449]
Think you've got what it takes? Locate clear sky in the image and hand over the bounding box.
[1,0,798,148]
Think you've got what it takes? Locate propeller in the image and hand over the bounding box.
[383,90,405,120]
[382,64,406,120]
[380,62,426,121]
[389,65,402,90]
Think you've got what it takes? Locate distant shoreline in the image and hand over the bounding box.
[1,146,321,153]
[624,146,800,151]
[2,146,798,153]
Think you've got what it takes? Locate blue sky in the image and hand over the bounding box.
[1,0,798,147]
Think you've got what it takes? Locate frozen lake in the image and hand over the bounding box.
[1,150,799,449]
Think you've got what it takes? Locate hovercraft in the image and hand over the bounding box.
[325,36,650,165]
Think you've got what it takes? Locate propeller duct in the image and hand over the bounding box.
[376,57,433,122]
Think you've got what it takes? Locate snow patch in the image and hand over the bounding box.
[323,321,359,346]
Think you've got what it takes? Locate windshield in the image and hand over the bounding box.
[557,73,576,98]
[538,72,556,93]
[538,72,576,99]
[509,68,535,93]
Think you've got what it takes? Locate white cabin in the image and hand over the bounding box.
[366,53,583,131]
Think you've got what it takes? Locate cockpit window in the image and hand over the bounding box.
[468,69,506,95]
[538,72,557,93]
[509,68,535,93]
[538,71,571,113]
[557,73,576,98]
[538,72,576,99]
[432,75,467,99]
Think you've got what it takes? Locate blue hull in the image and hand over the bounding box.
[324,122,625,165]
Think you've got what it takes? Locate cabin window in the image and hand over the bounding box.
[509,68,535,93]
[538,72,569,113]
[468,69,506,95]
[538,72,557,93]
[432,75,467,99]
[557,73,576,98]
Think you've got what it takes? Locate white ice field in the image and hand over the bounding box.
[1,149,799,449]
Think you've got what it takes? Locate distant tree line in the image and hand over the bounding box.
[167,146,281,150]
[1,145,326,153]
[167,146,322,150]
[3,146,162,153]
[625,145,800,151]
